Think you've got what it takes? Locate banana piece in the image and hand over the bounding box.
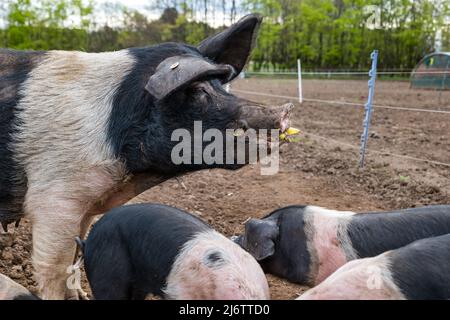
[286,127,300,135]
[280,127,301,141]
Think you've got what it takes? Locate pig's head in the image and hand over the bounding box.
[163,230,270,300]
[233,206,316,286]
[110,14,293,174]
[235,218,280,261]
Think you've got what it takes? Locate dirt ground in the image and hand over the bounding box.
[1,78,449,300]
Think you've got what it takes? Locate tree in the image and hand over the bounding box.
[0,0,447,70]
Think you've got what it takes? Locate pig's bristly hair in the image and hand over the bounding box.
[389,233,450,300]
[348,205,450,258]
[163,229,269,300]
[0,49,46,225]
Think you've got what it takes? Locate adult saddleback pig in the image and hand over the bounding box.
[234,205,450,286]
[0,14,293,299]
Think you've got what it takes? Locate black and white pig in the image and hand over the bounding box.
[0,274,39,300]
[80,203,270,300]
[0,14,293,299]
[298,233,450,300]
[234,205,450,286]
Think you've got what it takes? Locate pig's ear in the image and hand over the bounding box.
[243,218,279,261]
[197,14,262,82]
[145,55,235,101]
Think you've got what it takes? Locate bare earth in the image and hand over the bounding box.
[1,78,449,300]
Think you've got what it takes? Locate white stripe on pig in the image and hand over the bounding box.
[298,252,405,300]
[15,50,134,176]
[164,230,270,300]
[0,274,37,300]
[12,50,135,299]
[303,206,358,284]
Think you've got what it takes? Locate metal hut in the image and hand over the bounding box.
[411,52,450,90]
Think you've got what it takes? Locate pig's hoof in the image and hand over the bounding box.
[78,289,90,300]
[65,288,89,300]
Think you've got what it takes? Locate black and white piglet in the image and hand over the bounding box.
[0,274,39,300]
[234,205,450,286]
[298,233,450,300]
[80,203,270,300]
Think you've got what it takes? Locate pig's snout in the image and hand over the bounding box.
[279,103,294,133]
[237,103,294,133]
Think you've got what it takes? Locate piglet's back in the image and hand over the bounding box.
[83,203,211,298]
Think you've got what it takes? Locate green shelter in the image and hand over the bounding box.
[411,52,450,90]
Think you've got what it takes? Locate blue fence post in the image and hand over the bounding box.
[359,50,378,168]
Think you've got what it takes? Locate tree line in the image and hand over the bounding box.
[0,0,449,70]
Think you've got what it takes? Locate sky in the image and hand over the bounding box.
[97,0,149,12]
[0,0,237,29]
[93,0,160,26]
[94,0,240,27]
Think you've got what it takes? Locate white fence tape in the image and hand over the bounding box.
[232,89,450,114]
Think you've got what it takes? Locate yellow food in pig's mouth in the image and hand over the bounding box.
[286,127,300,135]
[280,127,301,142]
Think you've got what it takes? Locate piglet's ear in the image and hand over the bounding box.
[145,55,235,101]
[197,14,262,82]
[243,218,279,261]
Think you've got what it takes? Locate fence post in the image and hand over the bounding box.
[359,50,378,168]
[297,59,303,103]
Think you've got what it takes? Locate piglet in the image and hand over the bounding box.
[234,205,450,286]
[0,274,39,300]
[80,203,270,300]
[298,233,450,300]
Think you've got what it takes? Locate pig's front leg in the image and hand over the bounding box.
[26,170,175,300]
[26,191,87,300]
[72,214,96,300]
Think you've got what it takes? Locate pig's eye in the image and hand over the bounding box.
[193,86,209,99]
[189,82,209,95]
[189,86,212,109]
